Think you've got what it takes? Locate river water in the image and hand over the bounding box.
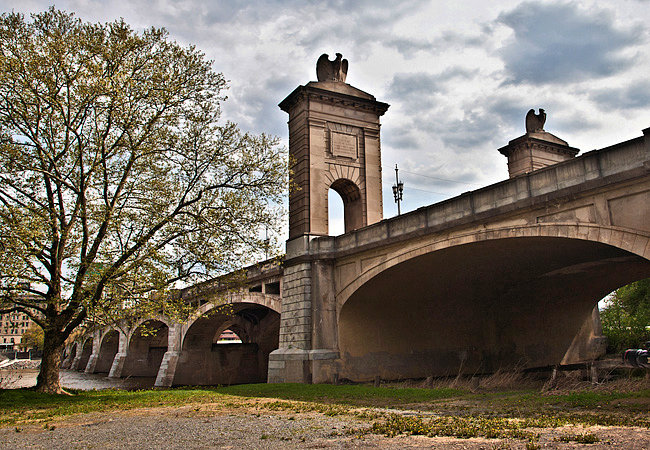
[0,368,156,390]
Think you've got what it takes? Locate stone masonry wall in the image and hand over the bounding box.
[278,262,312,350]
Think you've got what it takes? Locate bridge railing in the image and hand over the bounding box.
[302,132,648,257]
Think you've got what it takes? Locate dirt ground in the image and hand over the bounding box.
[1,399,649,449]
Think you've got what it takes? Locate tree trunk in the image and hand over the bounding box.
[36,330,65,394]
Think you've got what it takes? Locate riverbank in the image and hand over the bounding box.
[0,368,155,390]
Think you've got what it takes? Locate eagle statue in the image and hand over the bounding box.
[525,108,546,133]
[316,53,348,82]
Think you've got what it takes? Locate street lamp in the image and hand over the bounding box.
[392,164,404,215]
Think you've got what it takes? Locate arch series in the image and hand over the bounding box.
[73,291,282,387]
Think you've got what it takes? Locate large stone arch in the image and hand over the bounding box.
[173,300,280,386]
[337,223,650,311]
[122,319,169,378]
[336,223,650,382]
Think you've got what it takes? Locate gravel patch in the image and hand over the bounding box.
[2,405,650,449]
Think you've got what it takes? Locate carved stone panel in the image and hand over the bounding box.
[327,123,361,161]
[331,131,358,159]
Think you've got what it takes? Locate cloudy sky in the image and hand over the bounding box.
[3,0,650,235]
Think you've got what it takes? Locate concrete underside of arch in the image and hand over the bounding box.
[337,237,650,382]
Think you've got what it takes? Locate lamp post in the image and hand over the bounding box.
[392,164,404,216]
[263,226,270,260]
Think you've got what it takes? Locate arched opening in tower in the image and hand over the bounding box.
[338,237,650,382]
[330,179,363,234]
[328,188,345,236]
[173,304,280,385]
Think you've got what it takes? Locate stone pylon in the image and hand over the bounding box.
[269,56,389,383]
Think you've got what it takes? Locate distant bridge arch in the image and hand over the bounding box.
[174,293,281,386]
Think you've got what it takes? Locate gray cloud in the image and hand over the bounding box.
[427,112,501,152]
[497,1,644,84]
[485,97,528,132]
[386,67,479,104]
[383,129,421,150]
[589,79,650,110]
[384,30,486,59]
[388,72,441,99]
[384,38,432,58]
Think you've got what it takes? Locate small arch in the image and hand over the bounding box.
[77,337,93,371]
[65,342,78,365]
[95,330,120,373]
[330,179,364,234]
[217,329,243,344]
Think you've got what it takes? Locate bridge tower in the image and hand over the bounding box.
[269,55,389,383]
[279,54,389,238]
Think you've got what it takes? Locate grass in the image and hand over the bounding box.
[0,383,463,426]
[0,387,231,425]
[217,382,464,405]
[371,414,540,443]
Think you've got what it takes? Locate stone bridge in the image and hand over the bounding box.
[269,130,650,383]
[61,262,282,387]
[62,56,649,387]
